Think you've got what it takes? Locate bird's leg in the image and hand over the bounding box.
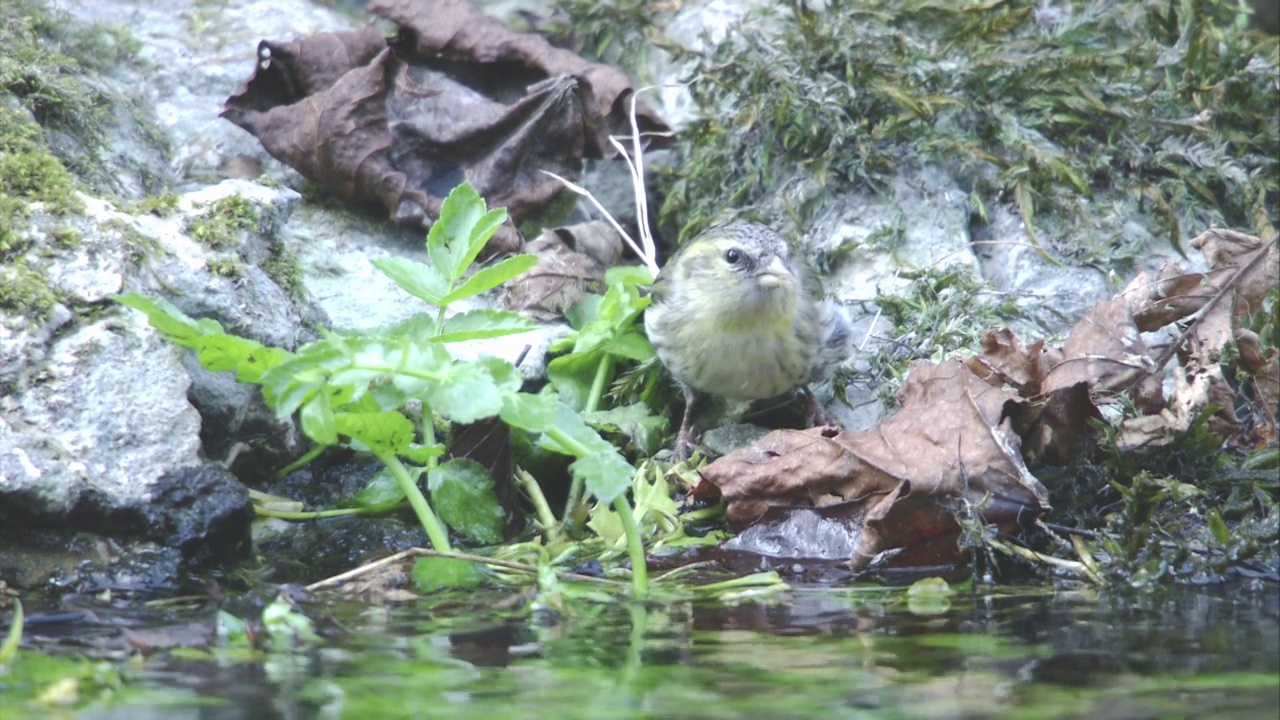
[674,384,701,460]
[801,385,832,428]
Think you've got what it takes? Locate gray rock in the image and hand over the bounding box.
[0,310,251,571]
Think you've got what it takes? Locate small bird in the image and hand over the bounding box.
[644,222,852,458]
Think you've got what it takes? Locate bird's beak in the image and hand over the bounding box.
[755,254,792,289]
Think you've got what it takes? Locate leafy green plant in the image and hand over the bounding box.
[0,599,21,667]
[117,183,651,596]
[544,265,663,515]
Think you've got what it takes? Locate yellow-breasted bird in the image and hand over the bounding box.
[644,222,852,458]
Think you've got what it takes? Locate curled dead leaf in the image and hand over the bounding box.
[500,222,622,320]
[223,0,673,256]
[696,361,1050,570]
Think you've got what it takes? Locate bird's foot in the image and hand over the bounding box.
[802,387,833,428]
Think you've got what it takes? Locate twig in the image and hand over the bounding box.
[987,538,1101,583]
[1151,230,1278,371]
[651,560,717,583]
[306,548,420,592]
[304,547,627,593]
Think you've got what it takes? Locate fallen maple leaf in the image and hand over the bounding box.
[696,361,1050,569]
[223,0,672,255]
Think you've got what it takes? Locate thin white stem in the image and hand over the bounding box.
[541,170,659,278]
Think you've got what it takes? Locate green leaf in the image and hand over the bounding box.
[236,345,294,384]
[301,391,337,445]
[114,291,214,346]
[383,339,452,397]
[1207,509,1230,546]
[428,458,505,545]
[499,392,560,432]
[602,328,654,361]
[573,282,650,354]
[262,598,321,646]
[428,182,508,283]
[604,264,655,287]
[434,309,537,343]
[0,599,20,665]
[196,335,294,384]
[421,360,502,423]
[474,355,525,395]
[216,609,250,647]
[333,411,415,455]
[403,442,446,465]
[519,399,635,503]
[260,343,348,416]
[442,254,538,304]
[587,501,625,548]
[584,402,666,457]
[371,256,450,305]
[352,468,406,509]
[546,349,601,411]
[412,555,486,593]
[569,451,635,505]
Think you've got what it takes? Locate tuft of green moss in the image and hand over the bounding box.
[206,256,245,278]
[0,104,83,262]
[649,0,1278,261]
[49,225,81,250]
[130,192,181,217]
[185,196,259,249]
[261,240,306,299]
[0,263,63,320]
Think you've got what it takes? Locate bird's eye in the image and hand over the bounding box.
[723,248,742,265]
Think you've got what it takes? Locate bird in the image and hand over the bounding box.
[643,222,852,458]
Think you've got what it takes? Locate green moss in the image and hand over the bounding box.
[0,103,83,262]
[261,241,306,299]
[130,192,181,217]
[838,267,1021,408]
[185,196,259,249]
[101,217,161,264]
[49,225,81,249]
[206,256,245,278]
[553,0,662,77]
[0,263,63,320]
[648,0,1278,259]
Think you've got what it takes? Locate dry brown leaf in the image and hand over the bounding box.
[500,222,622,320]
[1236,329,1280,445]
[1007,383,1103,466]
[1117,365,1232,449]
[1158,230,1279,366]
[1043,299,1158,399]
[696,361,1050,569]
[964,328,1061,394]
[222,0,672,256]
[1191,229,1279,316]
[1120,263,1215,332]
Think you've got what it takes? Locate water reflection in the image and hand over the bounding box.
[50,583,1280,719]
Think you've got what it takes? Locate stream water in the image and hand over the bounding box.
[5,580,1276,719]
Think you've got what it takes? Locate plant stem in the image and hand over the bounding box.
[254,506,392,520]
[377,451,451,551]
[613,495,648,597]
[585,353,613,413]
[516,468,558,540]
[421,417,439,469]
[434,305,449,338]
[273,443,326,480]
[547,427,592,520]
[564,475,585,522]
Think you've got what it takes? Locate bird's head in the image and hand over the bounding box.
[668,223,800,317]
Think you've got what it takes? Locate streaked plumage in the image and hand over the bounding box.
[644,222,851,457]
